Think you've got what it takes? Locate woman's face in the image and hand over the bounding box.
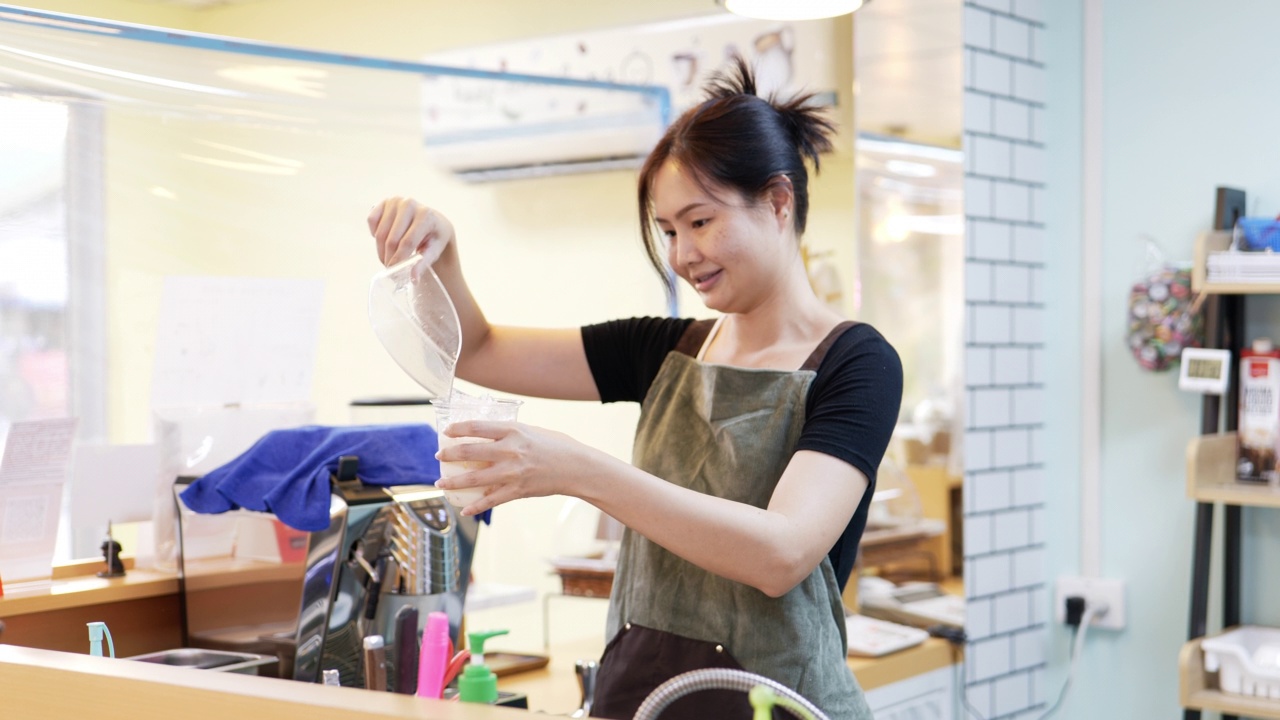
[652,160,792,314]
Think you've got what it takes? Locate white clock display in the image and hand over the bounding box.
[1179,348,1232,395]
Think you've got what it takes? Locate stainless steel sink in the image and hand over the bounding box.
[126,648,278,675]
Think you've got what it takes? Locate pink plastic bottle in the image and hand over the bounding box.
[416,611,451,700]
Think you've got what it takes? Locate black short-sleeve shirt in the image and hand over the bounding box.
[580,317,903,590]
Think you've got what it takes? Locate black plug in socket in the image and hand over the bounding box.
[1065,595,1086,627]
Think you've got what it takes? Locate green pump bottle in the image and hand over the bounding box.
[458,629,509,704]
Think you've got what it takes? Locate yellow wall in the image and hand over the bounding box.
[195,0,716,55]
[9,0,195,27]
[11,0,856,650]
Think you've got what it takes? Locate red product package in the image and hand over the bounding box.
[1238,338,1280,482]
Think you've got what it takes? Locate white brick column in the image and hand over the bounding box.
[963,1,1048,718]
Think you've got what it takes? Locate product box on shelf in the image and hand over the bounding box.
[1238,339,1280,483]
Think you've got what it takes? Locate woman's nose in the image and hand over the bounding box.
[669,234,701,267]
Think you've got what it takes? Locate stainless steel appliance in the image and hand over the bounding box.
[126,648,278,675]
[173,471,477,690]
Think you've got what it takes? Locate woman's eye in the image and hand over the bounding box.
[662,228,676,239]
[691,218,709,229]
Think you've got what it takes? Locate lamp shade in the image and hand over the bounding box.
[721,0,865,21]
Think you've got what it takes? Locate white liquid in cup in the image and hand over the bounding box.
[434,396,522,508]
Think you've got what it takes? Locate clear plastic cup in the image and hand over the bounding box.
[434,395,523,507]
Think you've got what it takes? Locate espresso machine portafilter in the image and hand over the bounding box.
[174,470,477,690]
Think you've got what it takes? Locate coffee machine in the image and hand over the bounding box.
[173,460,477,690]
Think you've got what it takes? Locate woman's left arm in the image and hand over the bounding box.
[581,447,867,598]
[436,423,865,598]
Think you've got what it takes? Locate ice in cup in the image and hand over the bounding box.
[434,394,523,507]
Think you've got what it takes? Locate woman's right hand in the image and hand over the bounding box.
[366,196,457,267]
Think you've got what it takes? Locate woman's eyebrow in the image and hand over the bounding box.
[656,202,709,224]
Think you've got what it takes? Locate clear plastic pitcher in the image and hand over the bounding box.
[368,255,461,400]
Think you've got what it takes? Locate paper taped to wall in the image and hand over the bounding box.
[150,276,324,409]
[0,417,77,581]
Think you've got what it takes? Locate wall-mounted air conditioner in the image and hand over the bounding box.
[420,74,667,182]
[419,14,840,182]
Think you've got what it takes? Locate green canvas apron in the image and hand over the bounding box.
[590,319,874,720]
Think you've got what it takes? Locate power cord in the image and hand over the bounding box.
[934,628,994,720]
[1035,596,1107,719]
[934,595,1109,720]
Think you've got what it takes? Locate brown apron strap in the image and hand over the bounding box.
[673,318,717,358]
[800,321,858,372]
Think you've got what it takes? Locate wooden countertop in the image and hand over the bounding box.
[2,558,962,716]
[2,637,958,720]
[0,644,528,720]
[849,636,957,690]
[0,561,178,619]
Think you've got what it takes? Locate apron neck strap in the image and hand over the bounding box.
[800,321,859,371]
[674,318,717,358]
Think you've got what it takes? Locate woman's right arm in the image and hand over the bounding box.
[367,197,600,401]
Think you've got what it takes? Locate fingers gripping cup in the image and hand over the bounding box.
[434,396,523,507]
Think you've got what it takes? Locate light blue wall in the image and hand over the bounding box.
[1044,1,1280,716]
[1041,0,1084,709]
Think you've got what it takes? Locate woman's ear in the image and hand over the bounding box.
[765,174,795,230]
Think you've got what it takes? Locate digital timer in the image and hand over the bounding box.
[1178,348,1232,394]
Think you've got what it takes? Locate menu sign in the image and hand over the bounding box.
[0,417,77,582]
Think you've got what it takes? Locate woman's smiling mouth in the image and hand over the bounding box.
[692,269,723,292]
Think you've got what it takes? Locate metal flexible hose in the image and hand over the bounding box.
[631,668,829,720]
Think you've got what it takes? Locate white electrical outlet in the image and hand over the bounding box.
[1054,576,1127,631]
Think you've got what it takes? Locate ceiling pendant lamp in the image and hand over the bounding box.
[719,0,866,21]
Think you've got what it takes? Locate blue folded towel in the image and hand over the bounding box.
[180,424,488,531]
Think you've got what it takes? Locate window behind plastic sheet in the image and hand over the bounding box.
[853,136,965,426]
[0,95,71,442]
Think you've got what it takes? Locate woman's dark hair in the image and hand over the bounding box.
[637,56,835,295]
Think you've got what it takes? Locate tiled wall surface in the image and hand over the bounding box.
[963,1,1048,718]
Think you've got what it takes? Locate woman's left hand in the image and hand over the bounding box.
[434,420,602,516]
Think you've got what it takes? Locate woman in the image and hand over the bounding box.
[367,59,900,719]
